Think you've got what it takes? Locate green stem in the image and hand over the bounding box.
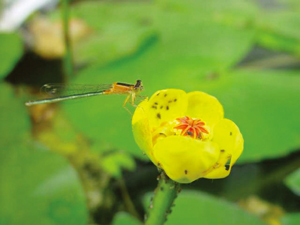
[118,178,141,221]
[61,0,74,79]
[145,172,180,225]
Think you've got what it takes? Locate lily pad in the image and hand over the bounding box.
[0,33,23,79]
[0,83,87,224]
[201,70,300,162]
[45,0,256,68]
[0,82,29,142]
[111,212,142,225]
[256,10,300,55]
[0,141,88,225]
[47,1,157,66]
[143,190,265,225]
[281,213,300,225]
[153,0,256,71]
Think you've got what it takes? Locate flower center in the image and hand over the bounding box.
[174,116,209,139]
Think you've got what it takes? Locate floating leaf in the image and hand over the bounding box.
[58,1,157,66]
[256,11,300,55]
[0,82,87,224]
[111,212,142,225]
[0,33,23,79]
[202,70,300,162]
[0,141,88,225]
[281,213,300,225]
[0,82,29,142]
[143,190,265,225]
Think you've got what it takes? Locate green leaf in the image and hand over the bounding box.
[156,19,254,71]
[46,0,256,68]
[143,190,265,225]
[278,0,300,9]
[256,11,300,55]
[258,11,300,40]
[202,70,300,162]
[112,212,142,225]
[0,141,88,225]
[281,213,300,225]
[74,27,157,67]
[69,1,157,66]
[102,151,136,178]
[285,169,300,196]
[0,82,87,225]
[0,33,23,79]
[256,30,300,55]
[0,82,29,143]
[154,0,256,71]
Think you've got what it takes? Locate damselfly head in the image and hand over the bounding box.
[135,80,143,92]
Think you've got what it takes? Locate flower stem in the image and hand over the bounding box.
[145,172,180,225]
[61,0,74,79]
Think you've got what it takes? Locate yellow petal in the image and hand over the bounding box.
[146,89,188,129]
[203,166,231,179]
[153,136,220,183]
[132,99,149,124]
[186,91,224,127]
[212,118,243,164]
[132,99,157,164]
[204,118,244,179]
[203,151,231,179]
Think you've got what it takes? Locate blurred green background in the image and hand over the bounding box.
[0,0,300,224]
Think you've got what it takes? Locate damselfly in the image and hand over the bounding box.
[25,80,144,107]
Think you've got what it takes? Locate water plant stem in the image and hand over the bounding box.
[145,172,180,225]
[61,0,74,79]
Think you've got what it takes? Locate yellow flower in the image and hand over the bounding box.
[132,89,243,183]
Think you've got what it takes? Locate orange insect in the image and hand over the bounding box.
[25,80,144,107]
